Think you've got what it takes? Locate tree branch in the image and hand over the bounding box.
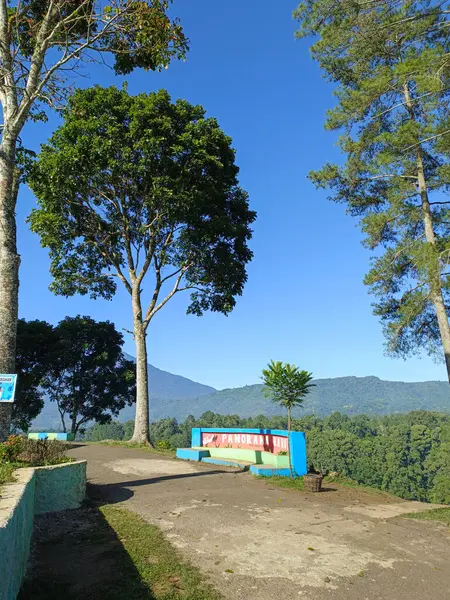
[143,266,190,329]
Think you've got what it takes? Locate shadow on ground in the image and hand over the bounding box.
[19,507,154,600]
[88,468,243,504]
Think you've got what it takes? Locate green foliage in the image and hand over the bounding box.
[295,0,450,362]
[40,315,136,434]
[13,319,59,432]
[18,439,69,467]
[0,436,69,467]
[28,86,256,318]
[403,507,450,525]
[83,421,127,442]
[5,0,188,112]
[262,361,314,413]
[0,435,24,463]
[258,475,305,491]
[0,463,15,487]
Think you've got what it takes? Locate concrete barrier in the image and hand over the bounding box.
[27,432,75,442]
[0,460,86,600]
[0,469,35,600]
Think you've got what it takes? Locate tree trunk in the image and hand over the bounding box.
[403,84,450,383]
[71,412,78,436]
[131,290,151,444]
[0,135,20,441]
[287,407,293,479]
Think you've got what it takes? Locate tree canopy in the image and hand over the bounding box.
[29,86,255,316]
[295,0,450,380]
[42,315,136,434]
[28,86,256,443]
[13,319,59,431]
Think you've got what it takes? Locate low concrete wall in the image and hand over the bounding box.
[34,461,86,515]
[0,460,86,599]
[0,469,35,600]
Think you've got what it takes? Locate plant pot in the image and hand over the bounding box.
[304,473,323,492]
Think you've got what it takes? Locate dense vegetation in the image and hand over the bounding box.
[81,410,450,504]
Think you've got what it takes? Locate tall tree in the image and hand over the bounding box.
[295,0,450,381]
[42,315,136,435]
[28,86,256,444]
[262,360,314,477]
[0,0,187,439]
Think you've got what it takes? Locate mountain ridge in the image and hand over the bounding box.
[30,362,450,430]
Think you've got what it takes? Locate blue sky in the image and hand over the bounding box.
[16,1,447,388]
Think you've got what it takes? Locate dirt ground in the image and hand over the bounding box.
[63,444,450,600]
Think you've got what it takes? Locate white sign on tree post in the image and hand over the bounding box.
[0,374,18,403]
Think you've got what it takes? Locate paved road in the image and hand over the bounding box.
[69,444,450,600]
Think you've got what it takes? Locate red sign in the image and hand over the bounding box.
[201,431,289,455]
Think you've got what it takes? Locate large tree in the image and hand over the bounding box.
[0,0,187,438]
[295,0,450,381]
[28,86,256,444]
[42,315,136,435]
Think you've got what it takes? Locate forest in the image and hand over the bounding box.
[81,410,450,504]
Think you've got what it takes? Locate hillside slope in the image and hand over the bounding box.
[31,370,450,430]
[153,376,450,420]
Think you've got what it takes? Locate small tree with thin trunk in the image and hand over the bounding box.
[28,86,256,444]
[262,360,314,477]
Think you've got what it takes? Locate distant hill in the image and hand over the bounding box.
[31,358,215,431]
[31,365,450,431]
[169,376,450,421]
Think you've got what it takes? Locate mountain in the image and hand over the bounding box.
[172,376,450,420]
[31,366,450,431]
[31,359,215,431]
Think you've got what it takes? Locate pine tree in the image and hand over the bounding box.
[295,0,450,381]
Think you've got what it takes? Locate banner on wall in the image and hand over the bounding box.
[0,374,18,403]
[201,431,289,455]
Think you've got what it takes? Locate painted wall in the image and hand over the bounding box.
[191,428,307,476]
[0,469,35,600]
[34,461,86,515]
[28,432,75,442]
[0,460,86,599]
[206,447,290,468]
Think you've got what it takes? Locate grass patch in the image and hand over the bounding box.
[258,475,304,490]
[403,507,450,526]
[20,506,222,600]
[91,440,176,457]
[101,506,221,600]
[258,473,397,498]
[324,474,397,497]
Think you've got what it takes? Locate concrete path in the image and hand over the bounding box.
[69,444,450,600]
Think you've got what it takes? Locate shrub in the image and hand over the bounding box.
[155,440,172,451]
[18,439,69,466]
[0,435,24,463]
